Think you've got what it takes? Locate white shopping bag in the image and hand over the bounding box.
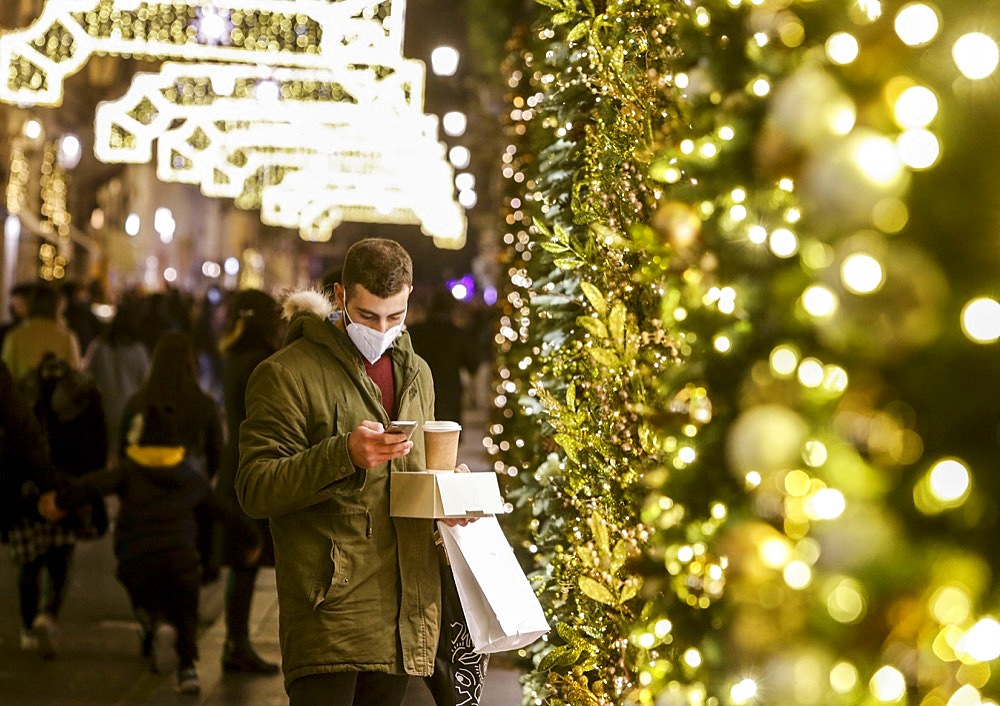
[437,516,550,654]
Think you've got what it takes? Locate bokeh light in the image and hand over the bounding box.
[957,618,1000,662]
[894,3,940,47]
[897,129,940,169]
[124,213,140,237]
[431,45,460,76]
[840,253,884,294]
[830,662,859,693]
[443,111,468,137]
[802,285,839,318]
[952,33,1000,80]
[853,136,904,186]
[869,666,906,702]
[928,458,971,503]
[892,85,939,128]
[961,297,1000,343]
[826,32,860,65]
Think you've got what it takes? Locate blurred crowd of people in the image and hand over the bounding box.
[0,280,286,694]
[0,276,494,696]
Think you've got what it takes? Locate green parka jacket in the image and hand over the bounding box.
[235,290,441,691]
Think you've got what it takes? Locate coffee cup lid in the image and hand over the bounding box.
[423,421,462,432]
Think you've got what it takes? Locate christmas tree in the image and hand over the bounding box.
[492,0,1000,704]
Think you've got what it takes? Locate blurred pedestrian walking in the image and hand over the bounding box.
[83,296,150,458]
[0,360,65,658]
[1,282,80,380]
[1,349,107,659]
[120,331,224,582]
[60,280,102,355]
[38,401,262,694]
[215,288,283,675]
[0,282,34,352]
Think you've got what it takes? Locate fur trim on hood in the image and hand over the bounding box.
[282,289,335,321]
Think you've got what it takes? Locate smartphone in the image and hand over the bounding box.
[384,420,418,439]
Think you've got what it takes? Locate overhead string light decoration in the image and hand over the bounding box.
[0,0,466,245]
[0,0,401,105]
[93,61,427,164]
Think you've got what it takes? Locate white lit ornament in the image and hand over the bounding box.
[0,0,406,106]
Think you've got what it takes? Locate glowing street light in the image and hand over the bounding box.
[431,46,459,76]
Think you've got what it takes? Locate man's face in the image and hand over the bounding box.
[336,283,410,333]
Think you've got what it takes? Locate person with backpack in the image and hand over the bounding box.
[118,331,224,582]
[37,401,262,693]
[1,282,81,380]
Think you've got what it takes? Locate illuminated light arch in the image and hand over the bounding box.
[0,0,402,106]
[153,114,443,198]
[89,59,463,242]
[261,165,466,246]
[93,60,425,164]
[1,0,467,247]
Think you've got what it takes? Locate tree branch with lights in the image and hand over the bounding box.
[495,0,1000,704]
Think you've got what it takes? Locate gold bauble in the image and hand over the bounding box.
[651,200,702,252]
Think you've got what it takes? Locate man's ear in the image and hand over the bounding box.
[333,283,345,309]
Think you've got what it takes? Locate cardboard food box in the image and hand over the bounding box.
[390,471,508,519]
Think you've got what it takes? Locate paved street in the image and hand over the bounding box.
[0,407,526,705]
[0,536,524,705]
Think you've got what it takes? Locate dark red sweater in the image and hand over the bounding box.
[364,354,396,420]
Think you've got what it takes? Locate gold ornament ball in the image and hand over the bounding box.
[651,201,702,252]
[725,404,810,479]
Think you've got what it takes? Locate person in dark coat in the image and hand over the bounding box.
[215,289,283,674]
[0,360,64,657]
[3,351,107,659]
[119,331,222,475]
[60,280,102,355]
[39,401,261,694]
[407,288,478,427]
[119,331,224,581]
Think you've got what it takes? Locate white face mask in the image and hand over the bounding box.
[344,305,405,364]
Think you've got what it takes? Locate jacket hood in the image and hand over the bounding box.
[282,289,334,322]
[125,445,185,468]
[282,289,337,347]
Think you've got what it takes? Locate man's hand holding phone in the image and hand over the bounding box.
[384,420,418,439]
[347,420,414,468]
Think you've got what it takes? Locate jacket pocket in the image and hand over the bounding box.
[309,538,344,610]
[308,508,371,610]
[326,403,367,493]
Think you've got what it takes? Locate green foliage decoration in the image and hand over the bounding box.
[493,0,1000,705]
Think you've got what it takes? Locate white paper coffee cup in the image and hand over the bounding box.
[423,421,462,471]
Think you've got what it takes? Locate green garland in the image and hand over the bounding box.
[494,0,1000,704]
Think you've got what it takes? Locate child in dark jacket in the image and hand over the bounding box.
[38,402,260,694]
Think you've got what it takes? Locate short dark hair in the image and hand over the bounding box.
[341,238,412,299]
[27,283,61,318]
